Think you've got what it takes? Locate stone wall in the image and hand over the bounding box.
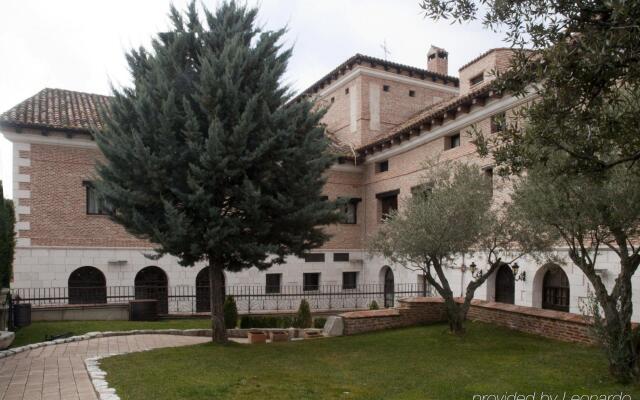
[340,297,596,345]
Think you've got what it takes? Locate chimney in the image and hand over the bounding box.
[427,45,448,76]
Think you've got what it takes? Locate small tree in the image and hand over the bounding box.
[294,299,312,328]
[369,162,548,334]
[223,296,238,329]
[95,2,339,343]
[0,181,15,288]
[369,300,379,310]
[512,164,640,382]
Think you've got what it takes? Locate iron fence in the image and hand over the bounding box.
[11,283,433,314]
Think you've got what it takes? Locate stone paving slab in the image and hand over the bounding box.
[0,334,210,400]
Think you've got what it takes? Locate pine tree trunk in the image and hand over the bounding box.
[208,261,227,343]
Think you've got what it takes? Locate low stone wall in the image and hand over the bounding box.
[340,298,446,336]
[466,300,594,344]
[32,303,130,321]
[340,297,597,345]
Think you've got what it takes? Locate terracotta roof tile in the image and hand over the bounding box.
[0,88,111,133]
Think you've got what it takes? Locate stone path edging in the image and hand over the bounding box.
[0,328,212,360]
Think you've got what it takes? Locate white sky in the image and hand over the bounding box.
[0,0,505,199]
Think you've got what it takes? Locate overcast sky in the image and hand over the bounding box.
[0,0,505,198]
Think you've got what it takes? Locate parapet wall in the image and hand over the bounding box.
[340,297,596,345]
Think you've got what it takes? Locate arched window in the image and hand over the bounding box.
[382,267,395,308]
[68,266,106,304]
[542,267,570,312]
[135,266,168,314]
[494,263,515,304]
[195,267,226,313]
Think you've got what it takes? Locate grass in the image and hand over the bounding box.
[99,322,640,400]
[11,319,210,348]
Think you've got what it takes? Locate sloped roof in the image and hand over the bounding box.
[357,83,499,155]
[0,88,111,133]
[293,53,459,103]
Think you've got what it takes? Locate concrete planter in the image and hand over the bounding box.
[248,330,267,344]
[303,329,323,339]
[269,330,289,342]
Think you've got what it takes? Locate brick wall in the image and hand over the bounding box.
[25,143,150,248]
[340,297,596,344]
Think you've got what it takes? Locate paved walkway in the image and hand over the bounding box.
[0,334,210,400]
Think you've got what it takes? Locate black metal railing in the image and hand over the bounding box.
[12,283,433,314]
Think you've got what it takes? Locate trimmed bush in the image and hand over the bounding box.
[369,300,379,310]
[294,299,312,328]
[313,317,327,329]
[223,296,238,329]
[239,315,294,329]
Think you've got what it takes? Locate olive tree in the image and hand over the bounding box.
[369,162,549,333]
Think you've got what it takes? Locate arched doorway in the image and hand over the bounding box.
[195,267,226,313]
[494,263,515,304]
[382,267,395,308]
[542,266,570,312]
[68,266,106,304]
[135,266,168,314]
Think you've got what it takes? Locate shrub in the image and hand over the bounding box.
[313,317,327,329]
[294,299,312,328]
[369,300,379,310]
[223,296,238,329]
[240,315,294,329]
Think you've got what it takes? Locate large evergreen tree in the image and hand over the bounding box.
[95,1,339,343]
[0,181,15,288]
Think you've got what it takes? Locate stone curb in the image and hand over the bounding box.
[0,328,213,359]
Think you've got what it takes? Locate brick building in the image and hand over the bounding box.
[2,46,638,319]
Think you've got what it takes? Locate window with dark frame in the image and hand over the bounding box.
[411,183,432,198]
[484,167,494,196]
[303,273,320,291]
[376,160,389,173]
[376,189,399,222]
[330,97,335,103]
[470,73,484,86]
[445,133,461,150]
[383,85,390,92]
[409,90,416,97]
[345,88,349,95]
[83,181,110,215]
[265,273,282,294]
[303,253,325,262]
[333,253,350,262]
[342,272,357,290]
[491,112,506,133]
[339,197,361,224]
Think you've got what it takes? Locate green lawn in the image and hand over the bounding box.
[100,322,640,400]
[11,319,210,348]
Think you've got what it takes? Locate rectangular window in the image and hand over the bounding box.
[445,133,461,150]
[342,272,358,290]
[411,184,432,198]
[339,197,361,224]
[333,253,350,262]
[470,73,484,86]
[265,273,282,294]
[491,112,506,133]
[84,181,110,215]
[376,160,389,173]
[376,189,399,221]
[303,273,320,291]
[484,167,494,196]
[345,88,349,94]
[383,85,390,92]
[330,97,335,103]
[409,90,416,97]
[303,253,325,263]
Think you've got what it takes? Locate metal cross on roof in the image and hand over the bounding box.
[380,39,391,60]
